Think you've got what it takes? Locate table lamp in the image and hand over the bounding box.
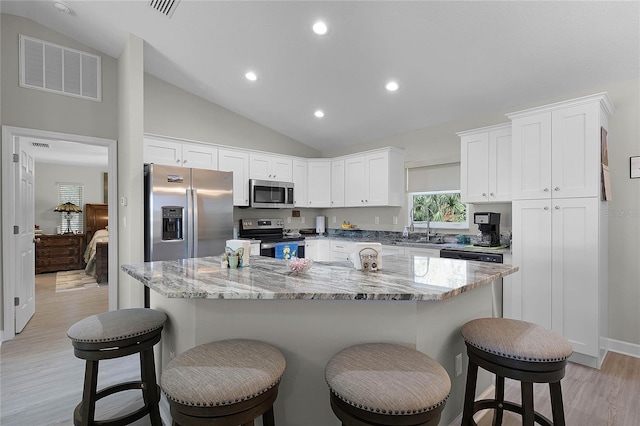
[54,202,82,234]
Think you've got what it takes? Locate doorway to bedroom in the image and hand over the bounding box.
[2,126,117,341]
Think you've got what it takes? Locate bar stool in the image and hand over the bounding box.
[161,339,286,425]
[461,318,573,426]
[67,307,167,426]
[325,343,451,426]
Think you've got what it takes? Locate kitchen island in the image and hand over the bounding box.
[122,254,517,425]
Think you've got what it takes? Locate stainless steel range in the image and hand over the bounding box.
[238,219,306,258]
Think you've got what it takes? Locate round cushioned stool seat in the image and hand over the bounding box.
[162,339,286,408]
[461,318,573,363]
[325,343,451,419]
[68,308,167,346]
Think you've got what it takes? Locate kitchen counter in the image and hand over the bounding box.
[121,254,517,301]
[122,254,517,426]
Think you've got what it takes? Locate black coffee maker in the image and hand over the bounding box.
[473,212,501,247]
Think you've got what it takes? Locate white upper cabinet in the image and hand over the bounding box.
[330,159,345,208]
[292,159,309,208]
[143,136,218,170]
[307,160,331,208]
[344,148,404,207]
[218,148,250,206]
[249,153,293,182]
[508,93,613,200]
[459,123,511,203]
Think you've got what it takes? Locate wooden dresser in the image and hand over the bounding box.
[35,234,84,274]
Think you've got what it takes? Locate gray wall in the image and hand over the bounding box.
[34,163,107,235]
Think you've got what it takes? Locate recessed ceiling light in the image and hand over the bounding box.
[53,1,73,15]
[245,71,258,82]
[314,110,325,118]
[386,81,399,92]
[312,21,329,35]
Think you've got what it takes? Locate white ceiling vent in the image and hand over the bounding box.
[149,0,181,18]
[32,142,50,149]
[19,34,101,102]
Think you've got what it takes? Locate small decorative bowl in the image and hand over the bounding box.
[288,258,313,274]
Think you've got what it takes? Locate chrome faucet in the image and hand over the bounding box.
[409,210,415,232]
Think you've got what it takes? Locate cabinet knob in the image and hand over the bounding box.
[554,187,560,191]
[544,206,549,210]
[555,205,560,210]
[543,188,549,192]
[482,192,487,197]
[176,159,180,163]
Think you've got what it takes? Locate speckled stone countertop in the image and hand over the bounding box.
[122,254,518,301]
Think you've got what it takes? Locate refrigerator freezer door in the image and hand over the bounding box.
[145,164,190,261]
[191,168,234,257]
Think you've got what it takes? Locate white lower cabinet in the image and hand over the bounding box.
[330,241,354,261]
[381,245,405,256]
[511,197,605,367]
[408,247,440,258]
[305,239,331,261]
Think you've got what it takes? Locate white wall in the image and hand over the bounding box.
[34,163,107,235]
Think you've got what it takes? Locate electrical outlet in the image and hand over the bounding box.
[287,217,291,223]
[374,216,380,225]
[301,217,305,224]
[393,216,398,225]
[455,353,463,376]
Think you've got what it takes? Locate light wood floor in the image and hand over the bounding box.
[0,272,152,426]
[2,274,640,425]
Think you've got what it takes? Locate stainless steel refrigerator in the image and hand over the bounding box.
[144,163,233,262]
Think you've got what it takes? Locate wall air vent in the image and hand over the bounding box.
[32,142,50,148]
[19,34,101,102]
[149,0,181,18]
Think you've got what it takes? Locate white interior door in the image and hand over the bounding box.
[15,139,36,332]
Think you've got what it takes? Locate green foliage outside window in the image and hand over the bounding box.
[411,192,467,224]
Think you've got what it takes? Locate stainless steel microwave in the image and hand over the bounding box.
[249,179,294,208]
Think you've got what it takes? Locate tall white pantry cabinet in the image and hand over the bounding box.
[506,93,614,368]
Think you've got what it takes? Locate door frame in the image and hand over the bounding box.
[2,126,118,341]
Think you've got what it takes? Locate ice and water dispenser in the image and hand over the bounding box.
[162,206,183,240]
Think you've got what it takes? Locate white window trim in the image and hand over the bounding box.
[407,190,470,230]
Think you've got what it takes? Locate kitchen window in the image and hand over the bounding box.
[408,190,469,230]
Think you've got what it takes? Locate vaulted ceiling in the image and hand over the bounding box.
[2,1,639,154]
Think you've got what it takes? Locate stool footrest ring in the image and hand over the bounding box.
[472,399,552,426]
[73,382,161,426]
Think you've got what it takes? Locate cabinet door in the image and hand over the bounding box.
[182,143,218,170]
[551,198,599,356]
[331,159,345,207]
[551,103,600,198]
[271,157,293,182]
[143,138,182,166]
[365,152,389,206]
[219,149,249,206]
[307,160,331,208]
[488,127,512,202]
[292,159,309,208]
[512,112,552,200]
[249,153,292,181]
[460,132,490,203]
[511,199,553,329]
[249,154,272,180]
[344,156,366,206]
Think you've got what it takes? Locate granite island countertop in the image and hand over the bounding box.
[122,254,518,301]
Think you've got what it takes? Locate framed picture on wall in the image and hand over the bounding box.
[631,156,640,179]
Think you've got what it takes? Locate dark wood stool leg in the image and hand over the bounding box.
[492,375,505,426]
[262,405,275,426]
[521,381,535,426]
[140,346,163,426]
[462,356,479,425]
[79,360,99,426]
[550,381,566,426]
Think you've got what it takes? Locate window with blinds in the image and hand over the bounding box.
[58,183,84,233]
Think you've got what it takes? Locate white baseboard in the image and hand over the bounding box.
[448,385,495,426]
[0,329,4,346]
[603,338,640,359]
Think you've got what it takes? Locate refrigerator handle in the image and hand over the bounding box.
[192,188,199,257]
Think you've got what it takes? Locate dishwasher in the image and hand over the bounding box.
[439,248,504,317]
